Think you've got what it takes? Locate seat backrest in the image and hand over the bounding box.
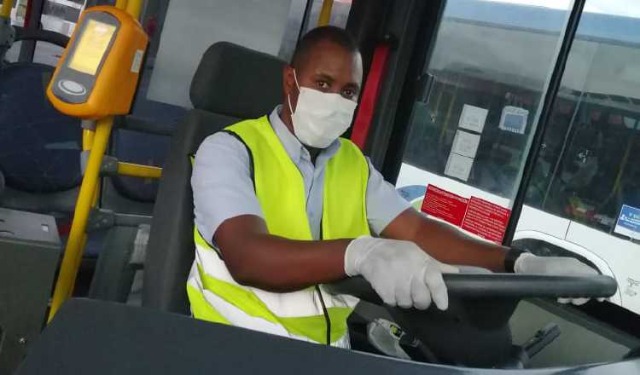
[0,63,82,198]
[143,42,285,313]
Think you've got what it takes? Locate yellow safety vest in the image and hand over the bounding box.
[187,115,371,347]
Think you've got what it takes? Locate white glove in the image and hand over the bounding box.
[514,253,599,305]
[345,236,458,310]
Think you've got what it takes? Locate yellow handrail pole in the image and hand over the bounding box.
[82,120,96,151]
[82,129,94,150]
[69,182,100,293]
[125,0,144,19]
[317,0,334,26]
[117,162,162,179]
[79,122,99,292]
[48,117,114,322]
[1,0,15,19]
[115,0,128,11]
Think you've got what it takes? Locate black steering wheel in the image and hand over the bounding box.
[325,273,618,303]
[326,273,618,331]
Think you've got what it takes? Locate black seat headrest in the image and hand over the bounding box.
[190,42,286,118]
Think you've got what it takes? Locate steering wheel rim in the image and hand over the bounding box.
[325,274,618,304]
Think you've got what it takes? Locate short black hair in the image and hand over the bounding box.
[291,26,359,70]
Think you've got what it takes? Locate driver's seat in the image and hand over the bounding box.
[142,42,285,314]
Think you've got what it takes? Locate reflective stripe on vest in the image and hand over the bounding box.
[188,115,370,345]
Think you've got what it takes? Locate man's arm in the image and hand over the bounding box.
[215,215,350,292]
[194,132,352,293]
[216,214,452,310]
[382,208,508,272]
[363,160,507,272]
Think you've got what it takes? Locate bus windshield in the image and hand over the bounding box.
[396,0,640,318]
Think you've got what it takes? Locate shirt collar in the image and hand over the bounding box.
[268,105,341,164]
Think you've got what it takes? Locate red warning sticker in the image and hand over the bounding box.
[421,185,469,227]
[461,197,511,244]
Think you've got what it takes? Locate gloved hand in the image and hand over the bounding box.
[514,253,600,305]
[345,236,458,310]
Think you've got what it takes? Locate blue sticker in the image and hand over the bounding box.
[614,205,640,240]
[396,185,427,202]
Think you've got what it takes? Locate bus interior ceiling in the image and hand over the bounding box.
[1,0,640,372]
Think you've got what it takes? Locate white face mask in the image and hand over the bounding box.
[288,71,357,149]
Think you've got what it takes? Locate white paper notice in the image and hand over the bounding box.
[451,130,481,158]
[458,104,488,133]
[445,153,474,182]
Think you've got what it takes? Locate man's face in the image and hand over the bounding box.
[284,39,363,113]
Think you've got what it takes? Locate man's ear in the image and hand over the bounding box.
[283,65,296,97]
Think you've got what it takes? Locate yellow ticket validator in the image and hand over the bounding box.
[47,6,148,119]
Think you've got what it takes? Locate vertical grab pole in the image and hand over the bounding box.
[45,4,149,322]
[0,0,14,19]
[125,0,143,19]
[317,0,334,26]
[115,0,129,11]
[48,117,114,321]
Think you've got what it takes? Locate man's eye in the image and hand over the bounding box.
[342,89,356,99]
[317,81,330,90]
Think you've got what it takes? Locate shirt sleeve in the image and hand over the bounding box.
[365,158,412,235]
[192,132,264,243]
